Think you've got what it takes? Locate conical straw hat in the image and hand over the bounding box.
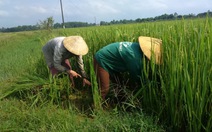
[138,36,162,64]
[63,36,88,55]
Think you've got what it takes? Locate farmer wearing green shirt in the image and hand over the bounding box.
[94,36,162,99]
[42,36,91,87]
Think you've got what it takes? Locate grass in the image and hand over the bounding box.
[0,17,211,132]
[0,98,164,131]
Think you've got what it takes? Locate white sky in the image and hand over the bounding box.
[0,0,211,28]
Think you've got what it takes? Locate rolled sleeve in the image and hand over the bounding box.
[76,55,88,78]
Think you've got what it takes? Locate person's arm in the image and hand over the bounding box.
[76,55,91,86]
[76,55,88,79]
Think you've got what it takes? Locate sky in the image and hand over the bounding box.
[0,0,211,28]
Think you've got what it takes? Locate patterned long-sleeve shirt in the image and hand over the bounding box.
[42,37,87,78]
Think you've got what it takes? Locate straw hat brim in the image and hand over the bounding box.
[138,36,162,64]
[63,36,88,55]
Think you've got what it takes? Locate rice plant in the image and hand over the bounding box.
[0,18,211,132]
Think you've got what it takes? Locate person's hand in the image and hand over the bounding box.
[83,78,91,87]
[69,70,82,78]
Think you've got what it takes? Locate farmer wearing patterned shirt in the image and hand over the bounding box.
[42,36,91,87]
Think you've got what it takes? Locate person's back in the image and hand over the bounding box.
[42,37,66,68]
[95,42,143,80]
[42,37,65,54]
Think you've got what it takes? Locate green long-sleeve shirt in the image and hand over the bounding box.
[95,42,143,81]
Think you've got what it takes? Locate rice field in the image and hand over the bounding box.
[0,18,211,132]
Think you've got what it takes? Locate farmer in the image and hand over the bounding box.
[42,36,91,87]
[94,36,162,100]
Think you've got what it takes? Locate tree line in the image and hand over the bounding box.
[1,11,211,33]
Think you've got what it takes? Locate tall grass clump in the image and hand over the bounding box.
[136,18,212,131]
[164,18,211,131]
[88,58,102,110]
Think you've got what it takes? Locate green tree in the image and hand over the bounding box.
[38,16,54,31]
